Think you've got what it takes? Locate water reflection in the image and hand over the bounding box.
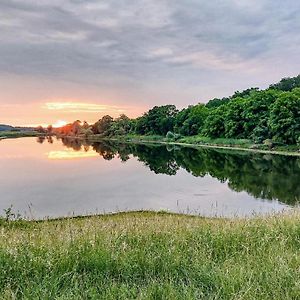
[48,150,98,160]
[36,136,54,144]
[57,137,300,205]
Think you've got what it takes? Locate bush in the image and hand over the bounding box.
[173,133,181,141]
[166,131,175,139]
[263,139,274,149]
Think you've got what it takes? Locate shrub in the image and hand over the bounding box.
[263,139,274,149]
[166,131,175,139]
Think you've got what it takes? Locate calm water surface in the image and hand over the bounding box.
[0,137,299,219]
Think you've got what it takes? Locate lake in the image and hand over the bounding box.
[0,136,299,219]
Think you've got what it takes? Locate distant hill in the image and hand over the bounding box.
[0,124,14,131]
[0,124,35,132]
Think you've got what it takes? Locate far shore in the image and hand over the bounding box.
[1,131,300,156]
[84,134,300,157]
[0,131,41,140]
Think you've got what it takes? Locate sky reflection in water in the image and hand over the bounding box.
[0,137,299,219]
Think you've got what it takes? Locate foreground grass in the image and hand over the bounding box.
[0,211,299,299]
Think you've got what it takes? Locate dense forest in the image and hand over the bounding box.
[53,75,300,145]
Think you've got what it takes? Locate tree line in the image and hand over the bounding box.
[54,75,300,145]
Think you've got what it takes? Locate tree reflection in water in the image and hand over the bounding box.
[48,137,300,205]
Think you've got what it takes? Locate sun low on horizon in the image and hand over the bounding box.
[0,0,300,127]
[1,99,144,128]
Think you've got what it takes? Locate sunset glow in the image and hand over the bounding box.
[45,102,124,113]
[1,1,300,129]
[0,99,142,127]
[52,120,68,128]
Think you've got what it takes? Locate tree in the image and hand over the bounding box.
[202,106,226,138]
[223,98,246,138]
[49,74,300,145]
[269,75,300,91]
[135,105,178,135]
[47,125,53,134]
[268,91,300,144]
[206,97,230,109]
[231,87,259,99]
[111,114,133,136]
[82,121,90,129]
[92,115,113,135]
[241,90,279,142]
[36,126,45,133]
[174,104,208,136]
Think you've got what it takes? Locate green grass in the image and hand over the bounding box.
[96,134,300,156]
[177,135,253,147]
[0,211,299,299]
[101,134,252,146]
[0,131,40,139]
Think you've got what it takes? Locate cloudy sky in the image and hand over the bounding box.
[0,0,300,126]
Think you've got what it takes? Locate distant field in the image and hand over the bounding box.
[91,134,300,156]
[0,211,299,299]
[0,131,39,139]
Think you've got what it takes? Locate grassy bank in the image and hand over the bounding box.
[86,134,300,156]
[1,211,299,299]
[0,131,40,139]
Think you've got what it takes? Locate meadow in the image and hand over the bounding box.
[0,211,299,299]
[0,131,39,139]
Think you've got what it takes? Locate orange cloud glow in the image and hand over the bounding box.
[0,96,144,127]
[45,102,125,113]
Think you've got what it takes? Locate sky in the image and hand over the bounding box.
[0,0,300,127]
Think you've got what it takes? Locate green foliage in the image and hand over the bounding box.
[55,74,300,145]
[202,85,299,144]
[110,114,134,136]
[175,104,208,136]
[92,115,114,135]
[268,92,300,144]
[0,131,40,139]
[202,106,226,138]
[205,97,230,109]
[166,131,175,139]
[241,90,279,142]
[135,105,178,136]
[269,74,300,91]
[263,139,273,149]
[223,97,247,138]
[231,87,259,99]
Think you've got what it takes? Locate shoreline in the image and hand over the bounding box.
[3,208,296,223]
[2,133,299,156]
[0,131,41,140]
[85,135,300,157]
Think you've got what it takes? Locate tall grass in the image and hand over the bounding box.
[0,211,299,299]
[178,136,253,147]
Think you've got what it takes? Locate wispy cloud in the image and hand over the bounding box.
[44,102,124,113]
[0,0,300,112]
